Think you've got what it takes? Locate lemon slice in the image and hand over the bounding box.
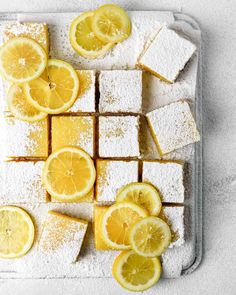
[130,216,171,257]
[92,4,131,43]
[101,202,148,250]
[7,83,47,122]
[42,147,96,202]
[0,37,47,83]
[69,11,113,59]
[116,182,162,216]
[24,59,79,114]
[0,206,35,258]
[112,250,162,291]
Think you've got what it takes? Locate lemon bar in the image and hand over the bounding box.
[137,26,196,83]
[142,161,184,203]
[93,206,112,250]
[1,161,47,203]
[2,22,49,54]
[96,159,139,203]
[146,101,200,155]
[94,205,184,250]
[99,70,142,113]
[1,117,48,158]
[51,116,95,157]
[39,211,88,263]
[66,70,96,113]
[159,206,184,248]
[98,116,140,158]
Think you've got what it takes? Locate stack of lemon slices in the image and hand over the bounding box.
[69,4,131,59]
[100,182,172,292]
[0,37,79,122]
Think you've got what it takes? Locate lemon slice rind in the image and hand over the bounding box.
[0,37,47,83]
[112,250,162,292]
[116,182,162,216]
[130,216,172,257]
[0,206,35,259]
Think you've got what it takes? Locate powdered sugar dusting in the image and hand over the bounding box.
[1,161,46,203]
[96,160,139,203]
[142,161,185,203]
[138,26,196,83]
[99,70,142,113]
[146,101,200,155]
[99,116,140,158]
[160,206,185,248]
[39,212,88,263]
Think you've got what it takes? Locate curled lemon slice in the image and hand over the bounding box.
[24,59,79,114]
[92,4,131,43]
[7,83,47,122]
[69,11,113,59]
[116,182,162,216]
[101,202,148,250]
[130,216,171,257]
[112,250,162,292]
[0,206,35,259]
[0,37,47,83]
[42,147,96,202]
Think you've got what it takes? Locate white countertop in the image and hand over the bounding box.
[0,0,236,294]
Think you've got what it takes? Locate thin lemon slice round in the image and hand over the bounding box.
[7,83,47,122]
[24,59,79,114]
[101,202,148,250]
[112,250,162,292]
[116,182,162,216]
[69,11,113,59]
[0,37,47,83]
[42,147,96,202]
[130,216,171,257]
[92,4,131,43]
[0,206,35,259]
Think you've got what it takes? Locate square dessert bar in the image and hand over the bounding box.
[142,160,184,203]
[138,26,196,83]
[39,211,88,264]
[51,116,95,157]
[1,161,47,203]
[99,70,142,113]
[146,101,200,155]
[66,70,96,113]
[2,22,49,54]
[1,116,48,158]
[96,159,139,203]
[94,205,184,250]
[98,116,140,158]
[159,206,184,248]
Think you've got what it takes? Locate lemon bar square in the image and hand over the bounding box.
[51,116,95,157]
[93,206,112,250]
[66,70,96,113]
[142,161,184,203]
[1,117,48,158]
[160,206,184,247]
[96,159,139,203]
[138,26,196,83]
[146,101,200,155]
[98,116,140,158]
[2,22,49,54]
[39,211,88,263]
[1,161,47,203]
[99,70,142,113]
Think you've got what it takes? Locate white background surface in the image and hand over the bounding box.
[0,0,236,294]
